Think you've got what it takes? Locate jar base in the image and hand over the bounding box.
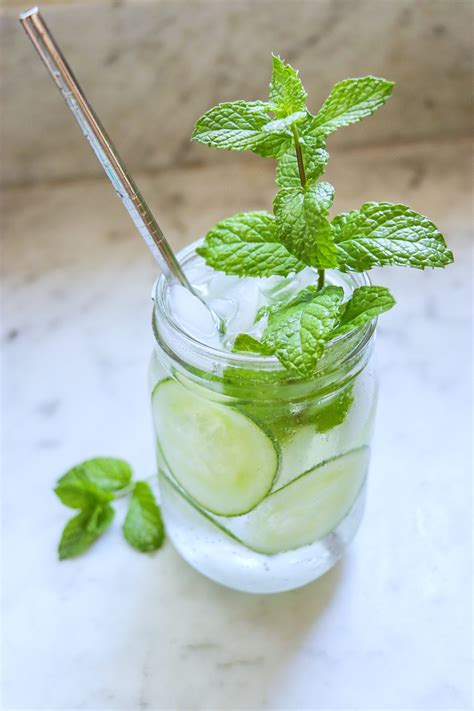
[161,476,367,594]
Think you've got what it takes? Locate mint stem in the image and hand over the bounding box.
[113,474,156,500]
[292,124,307,186]
[291,124,325,290]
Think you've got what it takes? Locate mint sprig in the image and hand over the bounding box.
[55,458,165,559]
[191,55,453,377]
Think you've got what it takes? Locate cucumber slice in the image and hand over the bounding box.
[158,468,246,546]
[230,447,369,554]
[274,373,376,491]
[152,379,279,516]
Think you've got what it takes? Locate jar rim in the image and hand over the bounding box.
[152,239,376,377]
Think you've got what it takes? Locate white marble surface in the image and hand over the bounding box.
[1,140,473,710]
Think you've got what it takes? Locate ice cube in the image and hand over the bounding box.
[219,278,264,339]
[174,251,321,355]
[183,259,216,290]
[260,268,316,303]
[204,272,241,299]
[168,285,219,344]
[211,297,238,324]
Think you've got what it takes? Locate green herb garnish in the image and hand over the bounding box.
[192,55,453,378]
[123,481,165,553]
[55,458,164,560]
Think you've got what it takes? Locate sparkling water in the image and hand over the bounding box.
[152,248,377,593]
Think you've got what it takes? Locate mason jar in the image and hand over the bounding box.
[150,241,378,594]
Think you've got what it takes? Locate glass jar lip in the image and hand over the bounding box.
[152,239,376,374]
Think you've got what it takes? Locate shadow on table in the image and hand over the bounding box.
[127,543,345,709]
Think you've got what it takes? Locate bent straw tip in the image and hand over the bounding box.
[19,7,39,22]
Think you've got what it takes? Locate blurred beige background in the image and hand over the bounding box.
[1,0,473,185]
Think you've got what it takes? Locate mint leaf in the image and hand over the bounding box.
[262,285,344,376]
[254,301,285,323]
[58,504,114,560]
[123,482,165,553]
[276,135,329,188]
[232,334,272,355]
[332,202,453,271]
[192,101,270,151]
[310,76,394,136]
[263,111,307,133]
[334,286,395,335]
[191,100,293,158]
[278,284,320,307]
[55,458,132,509]
[269,55,307,118]
[312,385,354,433]
[251,131,293,159]
[306,181,334,212]
[55,473,113,510]
[75,458,132,492]
[196,211,305,277]
[273,182,338,268]
[222,366,286,397]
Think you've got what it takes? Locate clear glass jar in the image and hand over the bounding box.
[150,242,378,594]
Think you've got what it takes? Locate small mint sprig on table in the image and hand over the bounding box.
[54,458,164,559]
[192,55,454,378]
